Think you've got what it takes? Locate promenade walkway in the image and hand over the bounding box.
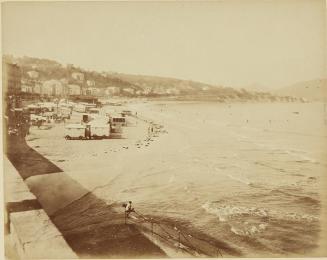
[4,136,166,258]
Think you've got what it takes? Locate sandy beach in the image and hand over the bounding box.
[17,100,326,258]
[3,2,326,258]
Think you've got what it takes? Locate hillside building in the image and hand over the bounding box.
[27,71,39,79]
[105,87,120,96]
[86,80,96,87]
[71,72,84,82]
[167,88,180,95]
[142,87,152,95]
[122,88,135,95]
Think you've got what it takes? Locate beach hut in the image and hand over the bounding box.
[88,121,110,139]
[64,124,86,140]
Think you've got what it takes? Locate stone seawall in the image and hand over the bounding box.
[4,157,78,259]
[4,135,167,258]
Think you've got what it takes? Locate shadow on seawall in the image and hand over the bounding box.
[5,134,166,258]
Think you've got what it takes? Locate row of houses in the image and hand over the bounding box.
[25,70,95,85]
[20,78,123,97]
[19,69,121,96]
[21,79,183,97]
[5,62,182,98]
[24,69,183,96]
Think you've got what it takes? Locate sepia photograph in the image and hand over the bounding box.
[1,1,327,259]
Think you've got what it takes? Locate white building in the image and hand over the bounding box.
[135,90,143,96]
[71,72,84,81]
[85,87,101,96]
[68,84,81,95]
[152,87,166,95]
[122,88,135,95]
[27,71,39,79]
[105,87,120,96]
[42,80,64,96]
[21,85,33,93]
[86,80,96,87]
[93,88,102,96]
[42,84,53,96]
[54,84,64,96]
[167,88,180,95]
[33,83,42,94]
[60,78,68,85]
[142,87,152,95]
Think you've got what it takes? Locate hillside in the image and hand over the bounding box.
[3,55,295,102]
[3,55,137,90]
[275,79,327,101]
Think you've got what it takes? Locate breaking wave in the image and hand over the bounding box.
[201,201,319,224]
[201,202,268,222]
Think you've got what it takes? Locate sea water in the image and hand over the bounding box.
[91,101,326,257]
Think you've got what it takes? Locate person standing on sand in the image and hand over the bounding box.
[37,119,42,129]
[25,118,30,135]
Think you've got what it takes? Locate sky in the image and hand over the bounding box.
[2,1,326,90]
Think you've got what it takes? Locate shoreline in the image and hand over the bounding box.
[5,106,235,258]
[5,102,240,258]
[4,101,326,258]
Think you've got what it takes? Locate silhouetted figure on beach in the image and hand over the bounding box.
[37,119,42,129]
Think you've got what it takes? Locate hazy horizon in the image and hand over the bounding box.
[2,1,326,90]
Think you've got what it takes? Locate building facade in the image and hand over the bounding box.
[42,80,64,96]
[27,70,39,79]
[2,62,22,95]
[68,84,81,95]
[71,72,84,82]
[86,80,96,87]
[105,86,120,96]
